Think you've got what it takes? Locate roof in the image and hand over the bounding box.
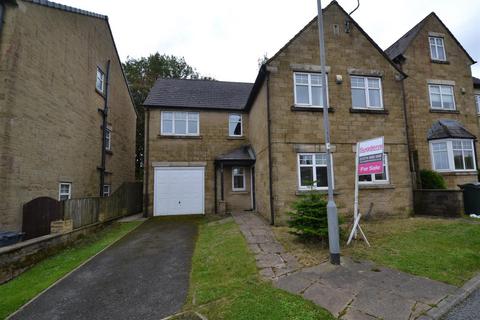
[427,119,476,140]
[386,12,476,64]
[474,77,480,88]
[215,145,256,163]
[144,79,253,111]
[26,0,107,20]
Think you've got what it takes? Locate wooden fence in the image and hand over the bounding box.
[64,182,143,229]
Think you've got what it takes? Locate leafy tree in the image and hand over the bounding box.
[122,53,212,179]
[257,53,269,69]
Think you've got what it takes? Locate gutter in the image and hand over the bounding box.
[266,71,275,225]
[99,60,111,197]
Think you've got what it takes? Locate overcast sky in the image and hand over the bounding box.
[60,0,479,82]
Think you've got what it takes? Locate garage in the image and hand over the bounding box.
[153,167,205,216]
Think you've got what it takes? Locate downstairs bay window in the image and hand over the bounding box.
[297,153,333,190]
[430,139,476,172]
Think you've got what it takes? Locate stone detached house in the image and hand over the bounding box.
[144,1,478,224]
[0,0,137,231]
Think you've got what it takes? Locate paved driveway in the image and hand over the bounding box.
[11,218,198,320]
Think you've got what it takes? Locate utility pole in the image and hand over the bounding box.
[316,0,340,265]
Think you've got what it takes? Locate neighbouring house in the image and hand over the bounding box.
[386,13,479,189]
[0,0,137,231]
[475,77,480,137]
[144,1,421,224]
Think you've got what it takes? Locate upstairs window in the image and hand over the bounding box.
[161,112,199,136]
[476,95,480,114]
[429,84,455,110]
[105,128,112,151]
[59,182,72,201]
[96,67,105,93]
[232,167,246,191]
[297,153,334,190]
[229,114,242,137]
[359,154,389,184]
[351,76,383,109]
[429,37,446,61]
[430,139,476,172]
[294,72,327,107]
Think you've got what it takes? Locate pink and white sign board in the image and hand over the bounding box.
[357,137,384,175]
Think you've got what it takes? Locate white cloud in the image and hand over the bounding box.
[57,0,480,81]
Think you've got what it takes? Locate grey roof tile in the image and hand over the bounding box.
[216,145,255,161]
[144,78,253,110]
[27,0,107,20]
[473,77,480,88]
[427,119,476,140]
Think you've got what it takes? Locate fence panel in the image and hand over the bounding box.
[22,197,63,240]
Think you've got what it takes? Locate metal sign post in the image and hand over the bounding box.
[347,137,384,246]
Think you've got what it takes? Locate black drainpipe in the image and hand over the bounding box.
[143,106,151,217]
[99,60,111,197]
[266,71,275,225]
[0,3,5,35]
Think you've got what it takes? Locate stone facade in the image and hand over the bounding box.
[395,14,478,188]
[0,1,137,231]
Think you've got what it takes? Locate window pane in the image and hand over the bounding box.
[430,93,442,108]
[163,119,173,133]
[300,167,314,186]
[295,85,309,104]
[464,151,475,170]
[433,142,447,152]
[351,77,364,88]
[311,86,322,106]
[442,95,454,109]
[315,154,327,165]
[315,167,328,187]
[433,150,449,170]
[299,155,313,165]
[359,175,372,182]
[368,89,381,107]
[352,88,367,108]
[233,168,244,175]
[462,140,473,150]
[176,112,187,120]
[163,112,173,120]
[367,78,380,89]
[234,176,244,189]
[454,150,464,170]
[295,73,308,84]
[310,74,322,85]
[188,120,198,134]
[174,119,187,134]
[429,85,440,94]
[441,86,453,95]
[437,48,445,60]
[452,140,462,150]
[374,171,386,181]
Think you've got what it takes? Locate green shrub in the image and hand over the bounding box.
[420,169,447,189]
[287,192,342,241]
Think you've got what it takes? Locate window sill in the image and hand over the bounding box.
[429,109,459,114]
[296,189,340,196]
[227,136,245,140]
[350,108,388,115]
[359,184,395,190]
[157,134,202,140]
[437,171,477,176]
[291,105,334,112]
[231,191,249,194]
[431,59,450,65]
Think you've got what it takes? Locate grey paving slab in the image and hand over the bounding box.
[303,282,354,316]
[10,218,198,320]
[342,308,378,320]
[273,272,317,294]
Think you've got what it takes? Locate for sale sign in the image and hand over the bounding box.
[357,137,384,175]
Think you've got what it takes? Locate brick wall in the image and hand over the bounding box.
[0,2,136,231]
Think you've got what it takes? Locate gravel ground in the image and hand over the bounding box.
[443,288,480,320]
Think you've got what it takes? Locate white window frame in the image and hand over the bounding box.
[96,67,105,93]
[429,36,447,61]
[430,139,477,172]
[105,128,112,151]
[293,72,329,108]
[475,95,480,114]
[103,184,111,197]
[297,153,334,191]
[232,167,246,192]
[350,76,384,110]
[428,84,456,110]
[161,111,200,136]
[358,154,390,185]
[228,114,243,137]
[58,182,72,201]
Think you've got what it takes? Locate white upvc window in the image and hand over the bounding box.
[229,114,242,137]
[351,76,383,109]
[428,84,455,110]
[359,154,389,184]
[103,184,111,197]
[59,182,72,201]
[161,111,199,136]
[475,95,480,114]
[429,36,446,61]
[96,67,105,93]
[232,167,246,191]
[430,139,476,172]
[105,128,112,151]
[293,72,328,107]
[297,153,334,190]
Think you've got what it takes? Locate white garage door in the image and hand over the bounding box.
[154,167,205,216]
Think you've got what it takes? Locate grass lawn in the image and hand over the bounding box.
[0,221,142,319]
[274,217,480,286]
[184,219,335,320]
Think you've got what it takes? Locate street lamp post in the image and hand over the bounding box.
[316,0,341,265]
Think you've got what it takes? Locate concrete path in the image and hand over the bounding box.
[10,218,198,320]
[232,212,458,320]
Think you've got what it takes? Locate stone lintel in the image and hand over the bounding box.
[152,161,207,167]
[427,79,456,86]
[293,144,336,153]
[347,68,384,77]
[290,64,331,73]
